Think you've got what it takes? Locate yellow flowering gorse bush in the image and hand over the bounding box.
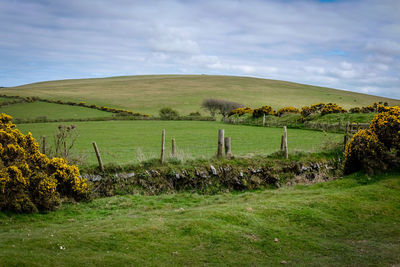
[0,113,89,213]
[276,107,300,117]
[320,103,347,115]
[252,106,275,118]
[344,106,400,174]
[229,107,253,117]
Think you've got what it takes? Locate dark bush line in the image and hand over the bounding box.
[0,95,215,122]
[0,99,26,107]
[0,94,149,118]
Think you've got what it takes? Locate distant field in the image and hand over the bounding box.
[17,121,342,166]
[0,102,113,120]
[1,172,399,266]
[0,97,13,103]
[2,75,399,115]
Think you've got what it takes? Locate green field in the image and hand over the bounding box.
[17,121,342,166]
[0,102,113,120]
[0,97,13,103]
[2,75,399,115]
[1,172,399,266]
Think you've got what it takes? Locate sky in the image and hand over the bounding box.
[0,0,399,99]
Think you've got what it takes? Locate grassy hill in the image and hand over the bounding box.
[1,172,399,266]
[2,75,399,115]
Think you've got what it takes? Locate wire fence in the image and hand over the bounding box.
[71,131,342,166]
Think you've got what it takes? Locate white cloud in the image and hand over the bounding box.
[0,0,399,99]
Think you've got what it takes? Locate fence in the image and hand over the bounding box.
[40,124,345,168]
[51,126,312,168]
[223,115,371,135]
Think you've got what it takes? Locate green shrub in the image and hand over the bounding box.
[159,107,179,120]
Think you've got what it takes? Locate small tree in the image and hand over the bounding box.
[201,98,219,117]
[201,98,244,118]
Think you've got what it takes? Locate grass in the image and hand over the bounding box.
[0,97,14,103]
[0,102,113,120]
[0,172,399,266]
[16,120,343,166]
[2,75,399,115]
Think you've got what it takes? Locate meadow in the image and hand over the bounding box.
[0,172,399,266]
[0,101,113,120]
[1,75,399,266]
[2,75,399,115]
[17,120,342,166]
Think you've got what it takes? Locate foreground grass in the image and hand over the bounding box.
[2,75,399,115]
[17,121,342,166]
[0,172,399,266]
[0,102,113,120]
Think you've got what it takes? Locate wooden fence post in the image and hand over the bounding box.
[280,135,284,151]
[262,114,266,126]
[42,136,46,154]
[217,129,225,158]
[161,130,165,163]
[283,126,288,159]
[171,138,176,157]
[224,137,231,157]
[92,142,104,171]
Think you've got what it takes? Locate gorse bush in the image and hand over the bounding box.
[301,106,314,117]
[344,129,386,174]
[229,107,253,116]
[277,107,300,117]
[369,106,400,150]
[349,107,361,113]
[301,103,346,117]
[344,106,400,174]
[0,113,89,213]
[252,106,275,118]
[320,103,347,115]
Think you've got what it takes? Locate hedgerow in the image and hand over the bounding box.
[0,95,149,118]
[0,113,89,213]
